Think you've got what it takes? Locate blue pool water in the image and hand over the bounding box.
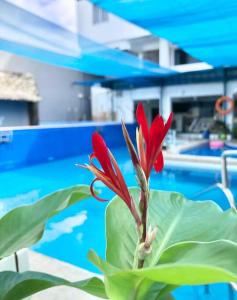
[182,143,237,157]
[0,147,236,300]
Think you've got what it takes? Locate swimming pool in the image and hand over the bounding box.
[0,146,236,300]
[181,142,237,157]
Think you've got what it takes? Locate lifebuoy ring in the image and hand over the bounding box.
[215,96,234,116]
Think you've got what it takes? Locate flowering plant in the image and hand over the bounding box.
[80,104,237,300]
[82,103,173,269]
[0,103,236,300]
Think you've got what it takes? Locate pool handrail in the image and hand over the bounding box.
[192,183,236,211]
[193,149,237,295]
[221,150,237,190]
[231,283,237,292]
[222,151,237,293]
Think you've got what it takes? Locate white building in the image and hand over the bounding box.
[0,51,92,126]
[76,0,237,133]
[0,0,236,132]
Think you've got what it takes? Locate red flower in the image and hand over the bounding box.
[81,132,141,225]
[135,103,173,179]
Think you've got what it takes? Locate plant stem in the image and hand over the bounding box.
[138,189,148,268]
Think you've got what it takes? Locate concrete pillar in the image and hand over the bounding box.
[226,82,235,130]
[159,38,170,68]
[160,91,172,121]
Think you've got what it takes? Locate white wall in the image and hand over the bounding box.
[91,86,160,122]
[113,87,160,122]
[76,0,148,45]
[0,51,85,124]
[163,81,237,127]
[91,86,112,120]
[92,81,237,125]
[162,82,224,119]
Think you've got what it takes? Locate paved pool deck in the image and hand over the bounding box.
[28,251,101,300]
[165,140,237,172]
[164,152,237,172]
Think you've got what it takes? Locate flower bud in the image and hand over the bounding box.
[138,226,158,260]
[144,225,158,249]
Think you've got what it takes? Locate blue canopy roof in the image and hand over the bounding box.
[0,0,175,78]
[91,0,237,67]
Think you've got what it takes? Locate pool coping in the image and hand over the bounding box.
[168,140,208,154]
[28,250,101,300]
[164,152,237,172]
[0,121,133,131]
[165,138,237,172]
[0,249,101,299]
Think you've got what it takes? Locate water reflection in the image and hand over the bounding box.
[35,210,87,247]
[0,189,40,217]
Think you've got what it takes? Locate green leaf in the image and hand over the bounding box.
[0,271,107,300]
[88,249,118,275]
[103,274,166,300]
[88,250,175,300]
[147,190,237,266]
[103,189,237,299]
[106,189,237,269]
[159,294,175,300]
[105,191,138,269]
[0,185,92,258]
[90,240,237,299]
[131,240,237,285]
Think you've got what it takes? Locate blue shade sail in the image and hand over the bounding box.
[91,0,237,67]
[0,0,175,78]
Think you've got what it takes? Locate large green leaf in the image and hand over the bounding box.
[0,185,91,258]
[89,240,237,299]
[106,195,137,269]
[103,274,168,300]
[131,240,237,284]
[106,189,237,269]
[102,189,237,299]
[159,294,175,300]
[147,190,237,266]
[0,271,107,299]
[88,250,176,300]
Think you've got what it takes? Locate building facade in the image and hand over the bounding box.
[0,0,236,131]
[76,0,237,133]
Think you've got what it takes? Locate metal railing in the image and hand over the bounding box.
[221,150,237,188]
[220,150,237,210]
[193,150,237,295]
[193,150,237,210]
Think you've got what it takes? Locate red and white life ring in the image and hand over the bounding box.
[215,96,234,116]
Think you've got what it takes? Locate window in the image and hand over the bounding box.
[143,49,159,63]
[93,5,109,24]
[233,92,237,118]
[174,49,199,65]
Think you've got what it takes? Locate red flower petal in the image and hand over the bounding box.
[136,103,149,144]
[92,132,115,179]
[150,115,164,147]
[109,150,132,208]
[163,112,173,140]
[154,151,164,172]
[90,178,108,202]
[87,164,123,198]
[151,113,173,174]
[148,115,164,167]
[122,121,140,167]
[137,128,148,177]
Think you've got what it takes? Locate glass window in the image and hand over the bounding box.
[143,49,159,63]
[174,49,199,65]
[93,5,109,24]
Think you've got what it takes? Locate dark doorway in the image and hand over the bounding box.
[134,100,159,124]
[172,95,221,133]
